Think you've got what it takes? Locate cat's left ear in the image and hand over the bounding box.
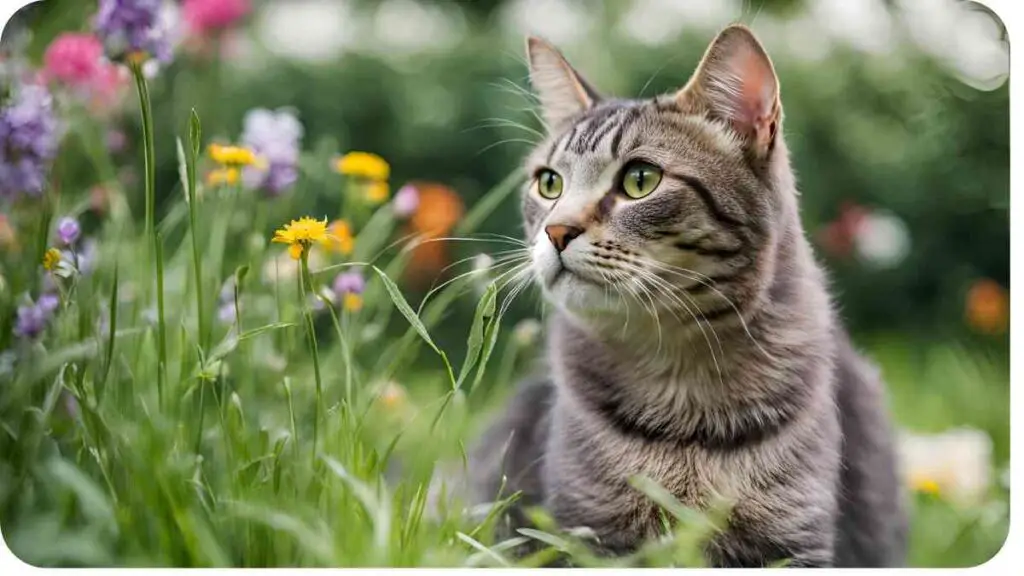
[526,36,601,131]
[677,25,781,157]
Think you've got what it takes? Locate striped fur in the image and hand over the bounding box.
[468,25,907,567]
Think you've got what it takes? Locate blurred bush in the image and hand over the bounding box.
[4,0,1008,349]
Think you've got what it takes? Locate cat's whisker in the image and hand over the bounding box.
[477,137,539,156]
[614,260,726,385]
[642,259,777,363]
[416,254,530,315]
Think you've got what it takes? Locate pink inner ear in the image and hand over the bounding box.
[733,52,775,127]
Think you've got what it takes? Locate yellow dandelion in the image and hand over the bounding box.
[272,216,330,261]
[206,168,240,186]
[908,472,942,497]
[365,180,390,204]
[323,219,354,255]
[343,293,363,312]
[208,143,264,168]
[335,151,390,180]
[42,247,62,271]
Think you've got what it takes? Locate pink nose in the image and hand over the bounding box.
[545,224,584,253]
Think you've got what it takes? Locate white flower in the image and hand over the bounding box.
[898,427,993,506]
[854,209,910,269]
[256,0,353,63]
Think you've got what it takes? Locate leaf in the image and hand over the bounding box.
[371,266,455,387]
[456,282,497,389]
[46,459,117,536]
[176,138,190,205]
[457,531,511,567]
[321,455,391,555]
[189,108,202,157]
[517,528,570,551]
[472,308,503,391]
[234,264,250,287]
[628,475,708,527]
[227,502,336,565]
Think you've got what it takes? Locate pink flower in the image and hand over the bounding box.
[43,33,104,87]
[183,0,251,35]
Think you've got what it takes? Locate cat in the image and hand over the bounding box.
[463,24,908,567]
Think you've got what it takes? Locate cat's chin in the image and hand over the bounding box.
[541,270,622,318]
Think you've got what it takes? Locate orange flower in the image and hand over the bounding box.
[323,220,354,255]
[408,181,464,239]
[965,279,1008,335]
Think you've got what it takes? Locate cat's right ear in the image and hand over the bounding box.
[526,36,600,131]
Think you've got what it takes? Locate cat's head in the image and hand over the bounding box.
[521,25,797,328]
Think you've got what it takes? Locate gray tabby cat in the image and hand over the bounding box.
[466,25,908,567]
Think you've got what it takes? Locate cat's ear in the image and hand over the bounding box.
[677,25,781,157]
[526,36,600,130]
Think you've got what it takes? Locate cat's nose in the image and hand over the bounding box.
[545,224,584,253]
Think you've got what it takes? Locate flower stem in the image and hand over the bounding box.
[131,62,167,410]
[299,250,324,467]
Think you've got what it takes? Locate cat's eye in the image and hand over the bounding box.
[621,162,663,199]
[536,169,563,200]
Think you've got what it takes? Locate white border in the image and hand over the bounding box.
[0,0,1018,573]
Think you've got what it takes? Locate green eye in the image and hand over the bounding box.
[537,169,563,200]
[621,162,663,199]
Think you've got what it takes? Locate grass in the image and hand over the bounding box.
[0,80,1009,569]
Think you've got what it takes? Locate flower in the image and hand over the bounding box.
[335,151,390,180]
[365,180,389,204]
[183,0,251,36]
[343,293,363,312]
[0,83,62,200]
[392,183,420,218]
[409,182,464,239]
[42,33,104,87]
[853,209,910,269]
[208,143,261,167]
[513,318,542,347]
[207,167,240,186]
[965,278,1008,335]
[13,293,60,339]
[43,248,62,271]
[239,108,303,196]
[324,219,354,255]
[272,216,329,260]
[93,0,176,64]
[898,427,993,506]
[333,271,366,295]
[377,381,407,411]
[56,217,81,246]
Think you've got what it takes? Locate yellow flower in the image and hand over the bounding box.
[343,293,363,312]
[912,477,942,496]
[206,168,240,186]
[208,144,263,168]
[272,216,330,260]
[42,247,62,271]
[323,219,354,255]
[365,180,390,204]
[335,151,390,180]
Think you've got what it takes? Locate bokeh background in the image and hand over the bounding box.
[1,0,1010,567]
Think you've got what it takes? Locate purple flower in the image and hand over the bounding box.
[57,217,81,245]
[93,0,176,63]
[13,294,59,340]
[0,83,62,201]
[239,108,303,196]
[217,302,236,324]
[333,271,366,295]
[393,184,420,218]
[38,293,60,313]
